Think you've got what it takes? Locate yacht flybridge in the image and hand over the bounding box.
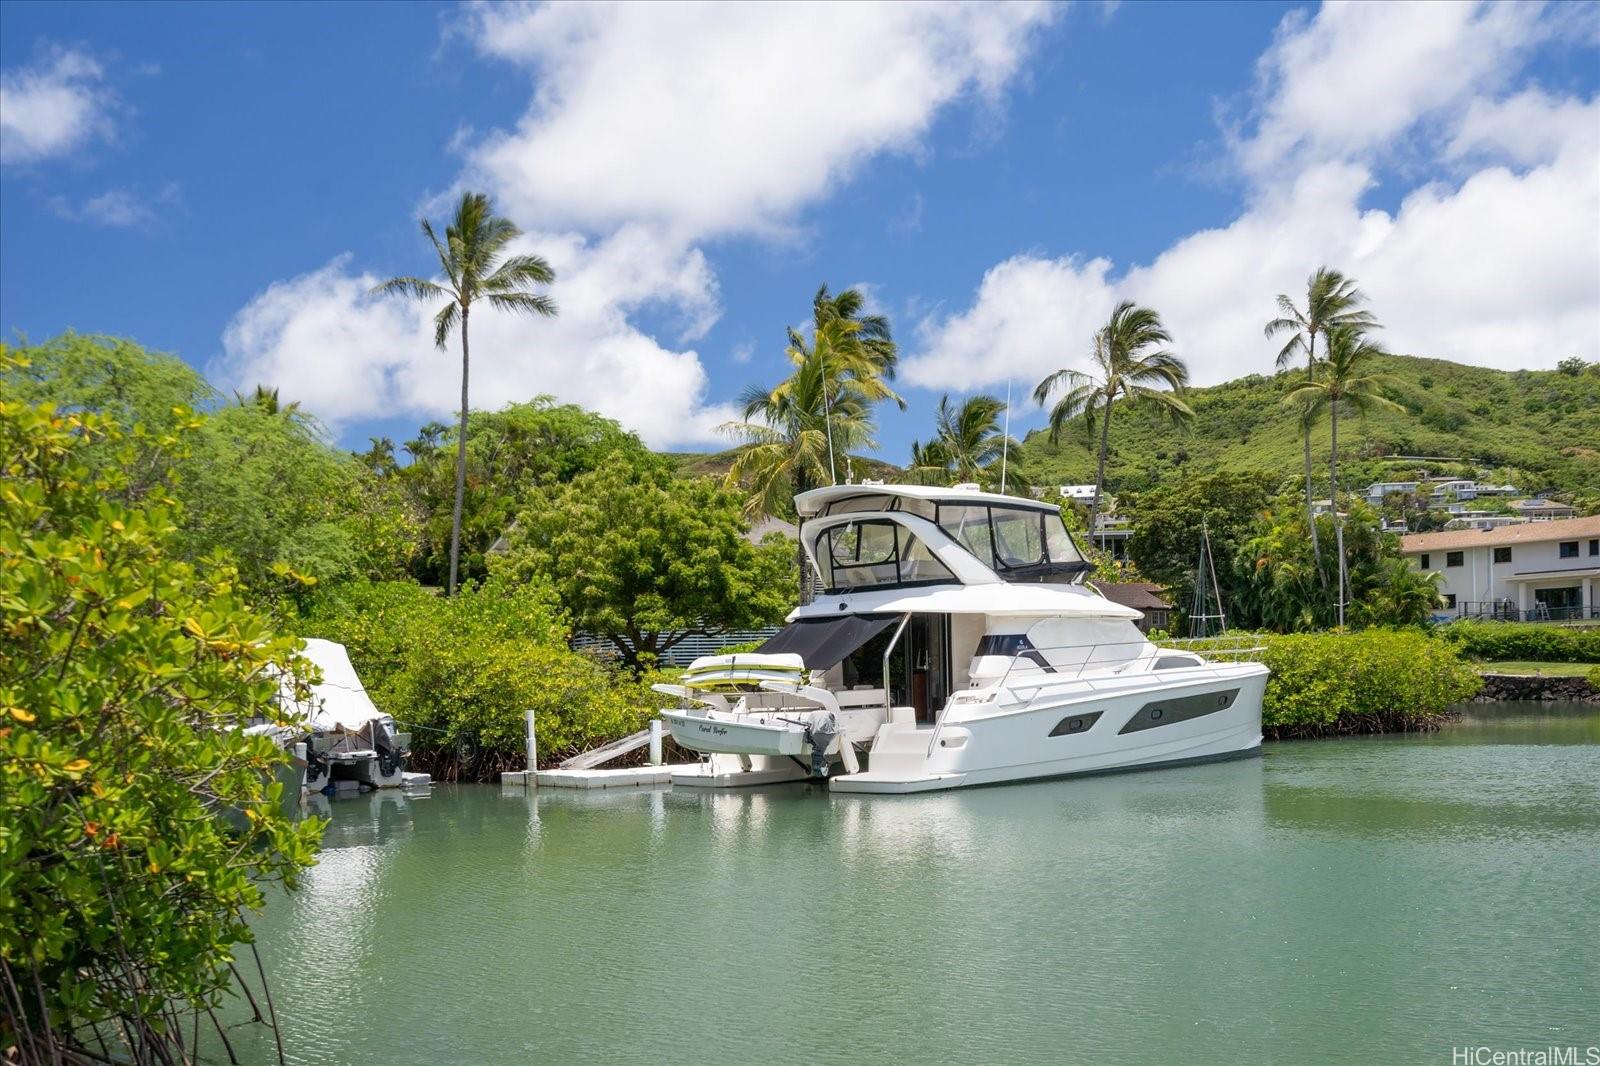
[660,484,1267,794]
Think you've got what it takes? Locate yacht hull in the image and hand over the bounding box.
[834,665,1267,794]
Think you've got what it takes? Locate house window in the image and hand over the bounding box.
[1590,539,1598,556]
[1442,594,1457,609]
[1493,546,1512,564]
[1420,553,1430,569]
[1558,541,1579,559]
[1446,551,1464,567]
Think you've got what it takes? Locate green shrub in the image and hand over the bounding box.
[1,395,322,1060]
[1439,620,1600,664]
[299,577,665,776]
[1587,664,1600,688]
[1258,629,1481,736]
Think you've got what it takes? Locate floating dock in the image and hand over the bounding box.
[502,764,705,789]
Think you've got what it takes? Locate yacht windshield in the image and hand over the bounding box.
[813,519,956,592]
[935,503,1088,582]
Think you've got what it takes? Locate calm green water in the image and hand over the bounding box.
[234,703,1600,1065]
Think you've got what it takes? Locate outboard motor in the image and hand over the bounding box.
[804,712,839,779]
[373,718,407,778]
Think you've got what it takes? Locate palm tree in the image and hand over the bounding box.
[809,284,899,383]
[908,394,1023,489]
[722,334,877,601]
[1033,301,1193,542]
[235,384,301,418]
[372,191,556,596]
[1283,325,1404,628]
[359,436,397,477]
[403,420,449,463]
[1264,267,1378,581]
[723,317,888,516]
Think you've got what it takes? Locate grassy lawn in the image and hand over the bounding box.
[1478,661,1595,677]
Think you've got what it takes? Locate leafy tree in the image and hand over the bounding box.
[493,461,794,673]
[1033,301,1193,535]
[908,393,1024,490]
[1233,497,1429,632]
[1264,267,1379,578]
[399,398,659,586]
[2,334,384,602]
[1283,325,1404,627]
[1125,470,1277,627]
[175,403,367,605]
[373,190,557,596]
[1,333,216,493]
[1350,558,1442,627]
[0,391,322,1062]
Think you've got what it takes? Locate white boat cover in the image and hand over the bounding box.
[284,638,393,734]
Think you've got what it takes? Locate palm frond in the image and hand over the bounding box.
[486,292,557,317]
[433,301,460,350]
[372,276,449,303]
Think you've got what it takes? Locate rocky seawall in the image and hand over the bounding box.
[1474,673,1600,703]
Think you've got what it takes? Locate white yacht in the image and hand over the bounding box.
[661,484,1267,794]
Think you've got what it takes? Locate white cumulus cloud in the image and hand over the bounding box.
[906,1,1600,396]
[213,228,739,448]
[0,46,115,165]
[1235,0,1552,178]
[462,0,1057,240]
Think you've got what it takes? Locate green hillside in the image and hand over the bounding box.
[1014,354,1600,500]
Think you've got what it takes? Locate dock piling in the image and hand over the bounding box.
[525,709,538,779]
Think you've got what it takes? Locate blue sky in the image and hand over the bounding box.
[3,1,1597,466]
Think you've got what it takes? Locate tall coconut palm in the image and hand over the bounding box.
[724,317,891,513]
[372,191,556,595]
[1264,267,1379,581]
[808,284,899,383]
[722,333,877,601]
[1282,325,1404,628]
[1033,301,1193,542]
[908,394,1023,490]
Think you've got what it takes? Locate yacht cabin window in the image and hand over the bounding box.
[935,502,1088,582]
[814,520,956,592]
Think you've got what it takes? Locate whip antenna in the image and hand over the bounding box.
[1000,380,1011,493]
[821,344,837,486]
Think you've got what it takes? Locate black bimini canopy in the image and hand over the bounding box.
[756,613,900,671]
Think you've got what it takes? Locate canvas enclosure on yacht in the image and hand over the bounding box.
[756,613,901,670]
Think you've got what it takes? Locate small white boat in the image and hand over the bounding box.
[280,639,414,792]
[661,484,1267,794]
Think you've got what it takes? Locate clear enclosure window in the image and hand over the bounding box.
[991,509,1044,568]
[814,519,952,591]
[1044,512,1083,564]
[898,527,956,584]
[938,504,995,564]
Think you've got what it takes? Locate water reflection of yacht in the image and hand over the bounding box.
[662,484,1267,794]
